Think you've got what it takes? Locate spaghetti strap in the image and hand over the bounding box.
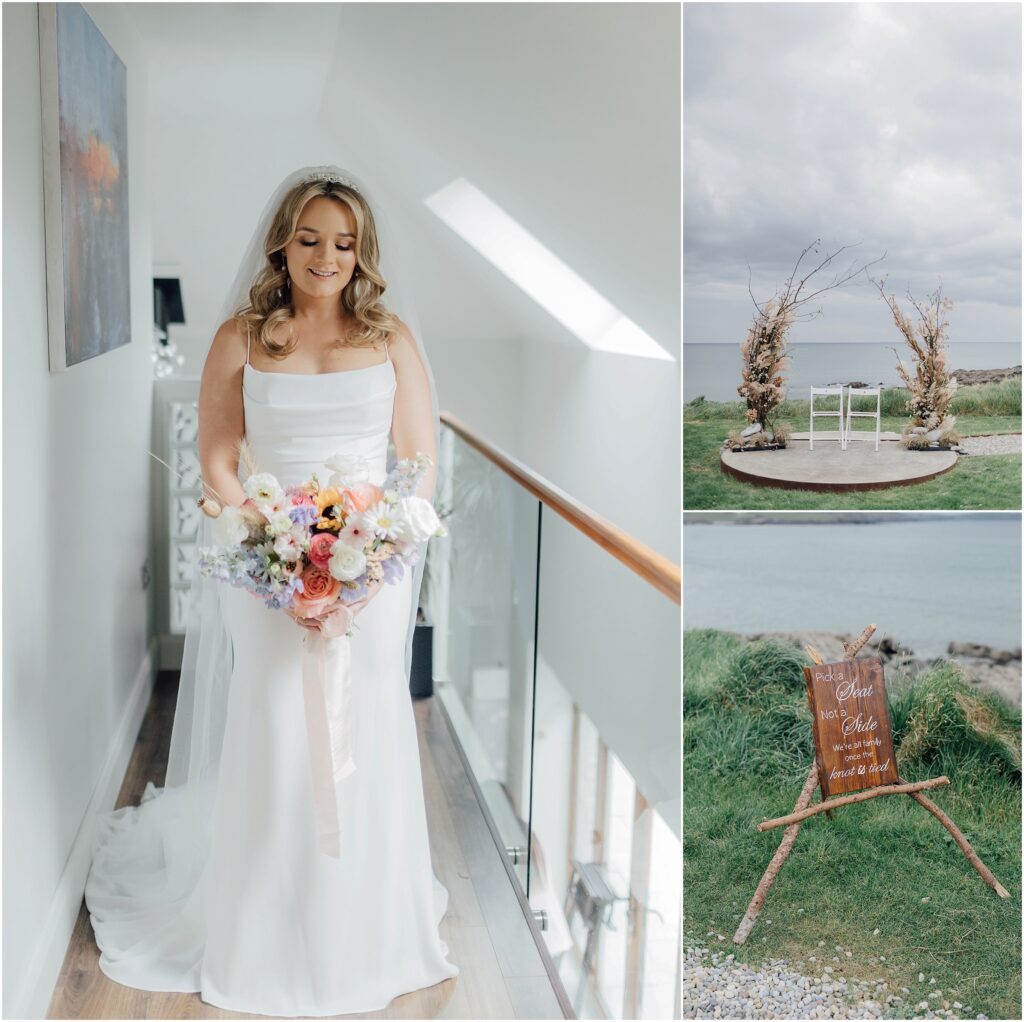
[383,336,391,365]
[245,324,251,366]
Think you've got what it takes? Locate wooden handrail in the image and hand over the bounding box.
[440,412,681,604]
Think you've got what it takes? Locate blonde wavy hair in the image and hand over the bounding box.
[234,178,401,358]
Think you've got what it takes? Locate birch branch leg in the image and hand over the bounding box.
[898,775,1010,899]
[758,777,950,830]
[733,762,820,945]
[843,623,876,659]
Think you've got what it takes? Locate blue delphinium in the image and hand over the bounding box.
[338,580,369,604]
[199,547,251,587]
[200,537,303,609]
[289,503,319,527]
[383,453,431,499]
[381,555,405,585]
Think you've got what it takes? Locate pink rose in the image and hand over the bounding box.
[291,565,341,618]
[342,483,383,515]
[308,532,337,569]
[289,490,315,507]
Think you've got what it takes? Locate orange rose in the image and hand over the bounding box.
[291,564,341,618]
[342,482,383,515]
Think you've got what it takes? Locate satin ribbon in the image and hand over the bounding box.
[301,630,356,857]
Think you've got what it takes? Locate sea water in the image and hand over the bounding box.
[682,515,1021,657]
[684,341,1021,403]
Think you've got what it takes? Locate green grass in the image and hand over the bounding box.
[683,389,1022,510]
[683,383,1021,510]
[683,630,1022,1020]
[684,420,1022,510]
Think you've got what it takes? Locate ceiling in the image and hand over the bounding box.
[123,2,680,357]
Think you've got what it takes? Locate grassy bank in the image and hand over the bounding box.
[684,422,1022,510]
[683,630,1021,1020]
[683,383,1022,510]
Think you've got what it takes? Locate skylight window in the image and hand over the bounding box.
[424,178,673,361]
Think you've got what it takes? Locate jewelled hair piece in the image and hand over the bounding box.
[304,167,356,189]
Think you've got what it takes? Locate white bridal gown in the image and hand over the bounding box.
[85,349,459,1017]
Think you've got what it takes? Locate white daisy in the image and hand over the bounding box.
[360,502,405,541]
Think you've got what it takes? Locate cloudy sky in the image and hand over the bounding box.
[684,2,1022,344]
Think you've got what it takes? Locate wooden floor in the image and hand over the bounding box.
[48,673,565,1020]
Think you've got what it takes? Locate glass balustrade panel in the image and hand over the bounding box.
[529,508,680,1019]
[433,429,540,890]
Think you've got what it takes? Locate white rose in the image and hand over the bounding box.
[211,506,249,547]
[244,472,284,508]
[329,543,367,582]
[325,452,370,489]
[398,497,446,543]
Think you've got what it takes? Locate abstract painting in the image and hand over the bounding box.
[39,3,130,371]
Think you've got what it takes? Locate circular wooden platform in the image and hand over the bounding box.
[720,437,958,492]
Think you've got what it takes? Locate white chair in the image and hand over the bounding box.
[809,386,846,450]
[845,386,882,451]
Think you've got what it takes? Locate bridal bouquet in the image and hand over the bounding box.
[197,451,445,857]
[198,452,446,619]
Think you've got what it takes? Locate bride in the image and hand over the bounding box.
[84,166,459,1017]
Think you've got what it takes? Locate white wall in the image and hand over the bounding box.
[520,339,680,559]
[1,4,154,1017]
[145,110,524,453]
[319,2,681,558]
[131,1,679,554]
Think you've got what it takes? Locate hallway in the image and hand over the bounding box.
[47,674,565,1020]
[3,5,680,1013]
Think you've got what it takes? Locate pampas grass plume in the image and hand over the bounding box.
[236,437,259,480]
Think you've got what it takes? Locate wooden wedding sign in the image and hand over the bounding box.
[732,625,1009,946]
[804,657,898,797]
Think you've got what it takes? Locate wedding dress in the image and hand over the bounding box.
[85,282,459,1013]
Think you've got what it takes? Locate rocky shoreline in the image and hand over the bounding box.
[737,630,1021,707]
[949,365,1021,386]
[809,367,1020,390]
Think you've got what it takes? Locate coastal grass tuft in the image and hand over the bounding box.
[687,640,819,780]
[950,379,1022,417]
[684,381,1022,422]
[683,628,743,712]
[892,662,1021,780]
[722,640,809,706]
[683,630,1021,1020]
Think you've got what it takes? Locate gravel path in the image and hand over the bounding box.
[682,942,989,1020]
[958,434,1022,456]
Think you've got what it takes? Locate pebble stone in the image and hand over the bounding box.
[958,434,1022,457]
[682,941,985,1020]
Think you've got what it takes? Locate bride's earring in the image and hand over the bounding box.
[281,256,291,297]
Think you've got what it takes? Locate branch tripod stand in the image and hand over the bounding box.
[733,625,1009,946]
